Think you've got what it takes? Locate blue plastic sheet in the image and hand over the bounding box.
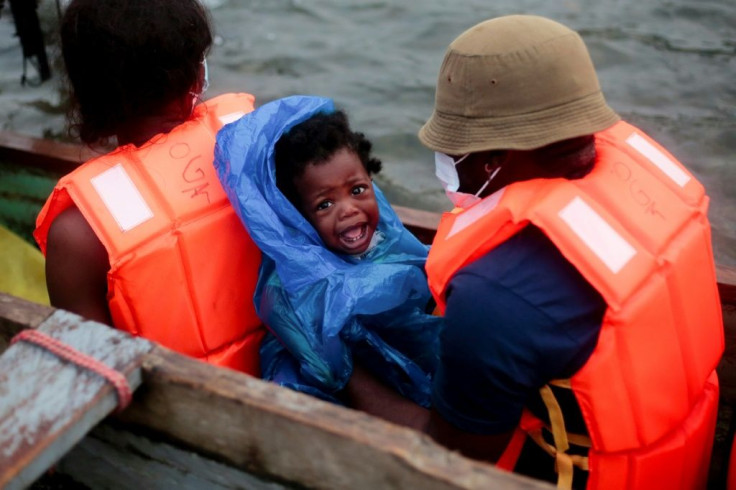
[214,96,441,406]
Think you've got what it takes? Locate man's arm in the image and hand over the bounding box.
[427,408,513,463]
[45,206,112,325]
[344,362,430,431]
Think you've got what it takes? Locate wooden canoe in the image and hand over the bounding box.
[0,293,554,490]
[0,130,734,489]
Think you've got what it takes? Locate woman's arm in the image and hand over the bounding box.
[45,206,112,325]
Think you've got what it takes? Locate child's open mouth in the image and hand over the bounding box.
[339,223,371,251]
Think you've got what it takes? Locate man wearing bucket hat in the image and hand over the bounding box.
[420,15,723,489]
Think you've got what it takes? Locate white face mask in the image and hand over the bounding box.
[434,152,501,208]
[434,151,467,192]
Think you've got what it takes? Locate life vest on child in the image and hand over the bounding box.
[35,93,265,375]
[426,120,724,489]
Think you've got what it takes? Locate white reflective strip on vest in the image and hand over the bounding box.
[558,197,636,274]
[219,112,246,126]
[447,188,506,239]
[90,164,154,232]
[626,133,691,187]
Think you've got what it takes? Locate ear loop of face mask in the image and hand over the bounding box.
[190,58,209,108]
[474,164,502,197]
[201,58,209,93]
[450,164,502,208]
[434,152,502,208]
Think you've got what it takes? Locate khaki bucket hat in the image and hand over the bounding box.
[419,15,620,154]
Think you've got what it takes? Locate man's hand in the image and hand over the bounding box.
[427,409,514,464]
[344,362,430,431]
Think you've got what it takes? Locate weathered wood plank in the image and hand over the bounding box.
[0,309,153,490]
[0,293,53,354]
[118,348,553,490]
[3,129,735,299]
[0,131,93,175]
[0,293,553,489]
[56,422,287,490]
[393,204,443,245]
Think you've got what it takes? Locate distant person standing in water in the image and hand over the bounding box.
[1,0,52,84]
[418,15,723,488]
[34,0,266,375]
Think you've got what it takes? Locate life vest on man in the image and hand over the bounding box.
[426,120,724,489]
[35,93,265,375]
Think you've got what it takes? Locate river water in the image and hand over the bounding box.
[1,0,734,266]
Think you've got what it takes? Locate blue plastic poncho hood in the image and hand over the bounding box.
[215,96,440,405]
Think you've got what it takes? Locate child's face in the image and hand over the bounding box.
[295,148,379,255]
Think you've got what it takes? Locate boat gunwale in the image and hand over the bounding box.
[1,128,733,304]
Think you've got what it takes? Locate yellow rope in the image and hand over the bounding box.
[540,385,570,454]
[528,383,590,490]
[549,378,572,389]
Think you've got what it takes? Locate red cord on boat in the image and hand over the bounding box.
[11,329,132,412]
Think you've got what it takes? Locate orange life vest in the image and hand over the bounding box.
[35,93,265,375]
[426,121,724,489]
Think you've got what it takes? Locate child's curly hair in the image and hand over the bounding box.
[60,0,212,145]
[275,110,382,207]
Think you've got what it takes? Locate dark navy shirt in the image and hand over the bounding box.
[432,225,607,434]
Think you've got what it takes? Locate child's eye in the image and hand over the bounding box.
[316,200,333,211]
[352,185,368,196]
